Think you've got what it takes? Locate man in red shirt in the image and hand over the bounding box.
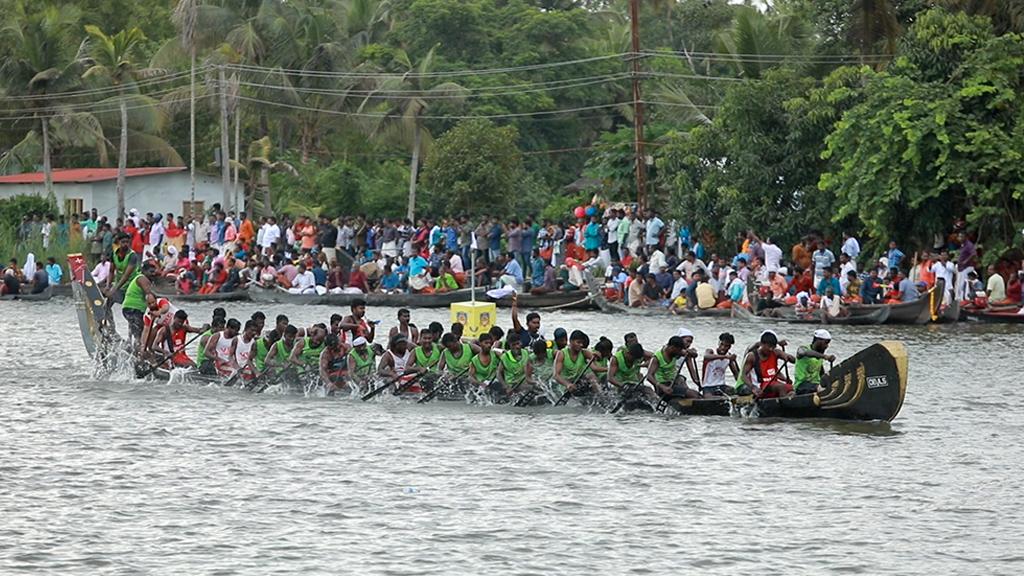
[153,310,205,368]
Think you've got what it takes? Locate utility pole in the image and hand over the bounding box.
[219,65,231,211]
[629,0,647,212]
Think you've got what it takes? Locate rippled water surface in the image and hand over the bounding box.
[2,298,1023,575]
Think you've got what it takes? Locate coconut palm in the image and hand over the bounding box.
[231,136,297,217]
[714,5,810,79]
[0,5,105,194]
[365,46,468,221]
[81,26,160,218]
[849,0,901,60]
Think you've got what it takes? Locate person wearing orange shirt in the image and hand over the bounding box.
[238,213,255,246]
[300,217,316,252]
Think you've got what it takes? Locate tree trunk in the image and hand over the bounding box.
[260,166,271,217]
[189,46,196,205]
[406,121,422,221]
[117,97,128,219]
[219,66,231,210]
[40,115,53,200]
[234,107,241,214]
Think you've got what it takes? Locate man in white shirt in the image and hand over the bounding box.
[649,248,666,273]
[288,263,317,294]
[606,213,620,260]
[449,251,464,274]
[261,217,281,254]
[839,253,857,278]
[644,210,664,255]
[762,238,782,272]
[337,219,354,254]
[675,252,707,282]
[930,250,956,305]
[841,232,861,264]
[669,270,687,301]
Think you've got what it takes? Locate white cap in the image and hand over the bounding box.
[676,327,694,339]
[352,336,368,347]
[760,329,778,339]
[813,329,832,341]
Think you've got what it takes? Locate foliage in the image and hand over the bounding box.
[0,194,55,230]
[421,119,526,216]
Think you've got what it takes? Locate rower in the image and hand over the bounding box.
[529,339,555,384]
[201,318,240,376]
[264,324,299,372]
[250,311,266,337]
[412,330,442,373]
[378,334,418,379]
[153,310,204,368]
[121,262,160,350]
[674,328,703,387]
[552,328,568,352]
[488,326,506,354]
[342,298,376,343]
[289,325,327,374]
[234,320,260,381]
[142,297,178,355]
[607,342,645,390]
[701,332,739,398]
[347,336,376,384]
[329,313,346,343]
[468,332,500,390]
[645,336,700,400]
[591,337,614,382]
[794,329,836,395]
[274,313,305,339]
[438,332,474,375]
[510,292,545,347]
[252,329,281,375]
[105,232,140,316]
[388,308,419,345]
[196,316,226,370]
[620,332,654,360]
[553,330,599,396]
[738,330,796,398]
[319,334,350,393]
[497,334,533,395]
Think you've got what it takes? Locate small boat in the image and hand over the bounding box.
[0,285,53,301]
[599,300,732,317]
[847,284,937,325]
[247,285,475,308]
[668,340,908,422]
[962,309,1024,323]
[154,289,250,303]
[732,304,890,325]
[489,290,599,311]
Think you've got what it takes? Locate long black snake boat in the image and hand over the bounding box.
[70,258,908,422]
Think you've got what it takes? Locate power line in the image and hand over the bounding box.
[0,67,214,103]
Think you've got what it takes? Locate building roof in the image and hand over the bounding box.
[0,167,185,184]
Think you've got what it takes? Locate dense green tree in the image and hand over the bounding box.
[421,119,525,216]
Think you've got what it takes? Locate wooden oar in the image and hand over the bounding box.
[496,376,529,405]
[361,370,415,401]
[136,331,204,380]
[417,367,471,404]
[554,356,597,407]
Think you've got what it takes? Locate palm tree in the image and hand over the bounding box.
[0,5,92,196]
[82,26,156,218]
[231,136,297,217]
[941,0,1024,33]
[367,46,467,221]
[172,0,200,208]
[849,0,901,60]
[714,5,810,79]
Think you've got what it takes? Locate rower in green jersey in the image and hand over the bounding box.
[121,262,158,348]
[529,339,555,383]
[346,336,376,385]
[497,335,532,395]
[438,333,475,375]
[105,233,140,310]
[794,329,836,395]
[289,325,327,369]
[252,329,281,373]
[468,332,500,388]
[412,330,442,372]
[553,330,600,396]
[645,336,700,400]
[264,324,300,373]
[607,343,646,389]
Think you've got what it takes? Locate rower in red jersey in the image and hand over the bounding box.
[153,310,205,368]
[739,330,795,398]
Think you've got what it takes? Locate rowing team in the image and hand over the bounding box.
[139,305,839,405]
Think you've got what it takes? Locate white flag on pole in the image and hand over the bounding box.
[470,231,478,251]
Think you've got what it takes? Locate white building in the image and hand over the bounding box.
[0,167,231,220]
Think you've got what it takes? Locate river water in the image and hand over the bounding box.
[2,298,1022,575]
